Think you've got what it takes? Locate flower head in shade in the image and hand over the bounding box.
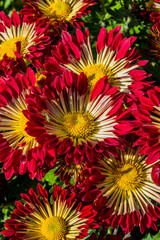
[0,11,51,63]
[21,0,96,30]
[47,26,150,99]
[81,142,160,234]
[2,184,97,239]
[146,0,160,22]
[149,22,160,58]
[54,156,85,184]
[0,69,53,180]
[133,86,160,164]
[146,0,155,11]
[25,71,131,165]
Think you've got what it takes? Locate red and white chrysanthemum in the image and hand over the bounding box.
[0,11,51,64]
[54,156,86,184]
[0,69,55,180]
[146,0,156,11]
[149,22,160,58]
[81,143,160,234]
[21,0,96,30]
[2,184,97,239]
[146,0,160,22]
[46,26,150,100]
[25,71,131,165]
[133,86,160,164]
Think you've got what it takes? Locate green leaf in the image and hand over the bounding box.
[4,0,12,9]
[143,232,160,240]
[151,232,160,240]
[42,169,57,185]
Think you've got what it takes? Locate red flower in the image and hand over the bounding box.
[46,26,151,103]
[80,142,160,234]
[0,69,54,180]
[133,86,160,164]
[2,184,97,239]
[54,156,86,184]
[21,0,96,30]
[0,11,51,66]
[149,22,160,59]
[25,71,131,165]
[148,0,160,22]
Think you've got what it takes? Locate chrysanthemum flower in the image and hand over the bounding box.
[47,26,150,98]
[21,0,96,30]
[2,183,97,239]
[133,86,160,164]
[0,10,51,63]
[82,143,160,234]
[25,71,131,165]
[0,69,53,180]
[146,0,160,22]
[146,0,155,11]
[149,22,160,58]
[54,156,85,184]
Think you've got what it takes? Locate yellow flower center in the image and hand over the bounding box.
[1,110,34,150]
[83,64,109,90]
[17,112,30,137]
[0,36,27,59]
[49,1,71,20]
[63,112,95,139]
[41,216,67,240]
[116,164,141,191]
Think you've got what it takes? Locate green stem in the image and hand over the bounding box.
[100,0,105,16]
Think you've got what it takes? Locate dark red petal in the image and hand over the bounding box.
[57,138,72,155]
[82,189,101,202]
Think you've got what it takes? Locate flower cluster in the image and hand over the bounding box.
[0,0,160,239]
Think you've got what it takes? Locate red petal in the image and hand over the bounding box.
[96,27,107,53]
[1,229,15,237]
[58,138,72,155]
[82,189,101,202]
[11,10,20,27]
